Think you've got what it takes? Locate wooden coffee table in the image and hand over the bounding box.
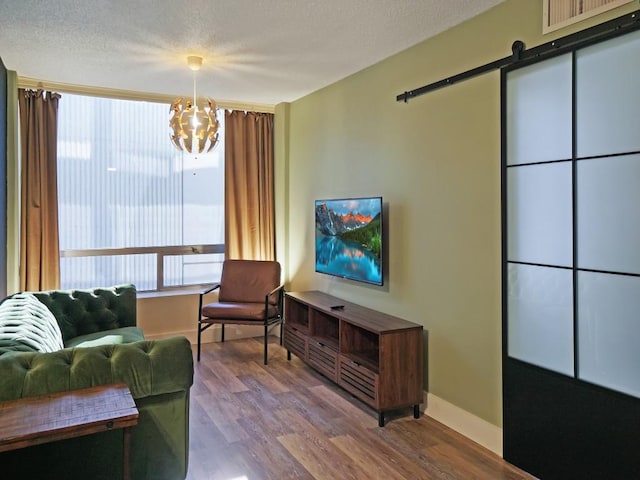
[0,384,139,480]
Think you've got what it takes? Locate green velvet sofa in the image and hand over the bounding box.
[0,284,194,480]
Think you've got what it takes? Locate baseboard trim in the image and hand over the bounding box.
[424,392,503,457]
[144,324,282,345]
[144,329,201,343]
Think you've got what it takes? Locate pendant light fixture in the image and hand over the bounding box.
[169,55,220,154]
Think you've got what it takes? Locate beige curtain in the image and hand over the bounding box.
[18,89,61,291]
[224,110,275,260]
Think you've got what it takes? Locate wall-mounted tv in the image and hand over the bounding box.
[315,196,383,286]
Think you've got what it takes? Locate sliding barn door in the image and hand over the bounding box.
[502,28,640,479]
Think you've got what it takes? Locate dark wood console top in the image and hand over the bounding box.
[286,290,421,334]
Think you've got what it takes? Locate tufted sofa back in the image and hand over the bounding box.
[25,284,137,341]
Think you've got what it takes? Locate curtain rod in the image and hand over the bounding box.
[396,9,640,103]
[17,76,276,113]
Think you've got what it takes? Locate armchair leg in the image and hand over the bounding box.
[264,325,268,365]
[279,321,283,346]
[197,322,202,362]
[221,324,225,343]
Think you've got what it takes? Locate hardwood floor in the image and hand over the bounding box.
[187,337,534,480]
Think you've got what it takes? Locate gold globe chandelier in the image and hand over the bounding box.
[169,55,220,154]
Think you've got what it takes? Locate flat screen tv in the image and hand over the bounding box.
[315,196,383,286]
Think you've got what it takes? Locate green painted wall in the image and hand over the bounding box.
[278,0,639,426]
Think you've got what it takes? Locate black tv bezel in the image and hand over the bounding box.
[314,195,384,286]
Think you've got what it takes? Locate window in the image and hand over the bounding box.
[543,0,633,33]
[57,94,225,291]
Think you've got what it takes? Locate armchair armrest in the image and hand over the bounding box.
[198,283,221,320]
[0,336,194,402]
[202,283,221,296]
[266,283,285,298]
[264,283,285,315]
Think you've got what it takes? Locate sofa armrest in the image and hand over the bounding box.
[0,336,194,401]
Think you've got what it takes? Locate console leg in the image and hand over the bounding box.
[221,324,225,342]
[414,404,420,419]
[378,412,385,427]
[287,350,291,361]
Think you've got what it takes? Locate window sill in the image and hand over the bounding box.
[137,286,216,299]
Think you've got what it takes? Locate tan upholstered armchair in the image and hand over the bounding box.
[197,259,284,365]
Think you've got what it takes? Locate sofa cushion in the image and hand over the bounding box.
[202,301,278,320]
[0,293,64,353]
[65,326,145,348]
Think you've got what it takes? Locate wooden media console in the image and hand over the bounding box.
[284,290,424,426]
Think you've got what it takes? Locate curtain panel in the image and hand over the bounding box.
[224,110,276,261]
[17,89,61,291]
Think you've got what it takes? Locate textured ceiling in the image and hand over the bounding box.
[0,0,505,106]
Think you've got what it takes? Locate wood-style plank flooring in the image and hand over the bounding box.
[186,337,535,480]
